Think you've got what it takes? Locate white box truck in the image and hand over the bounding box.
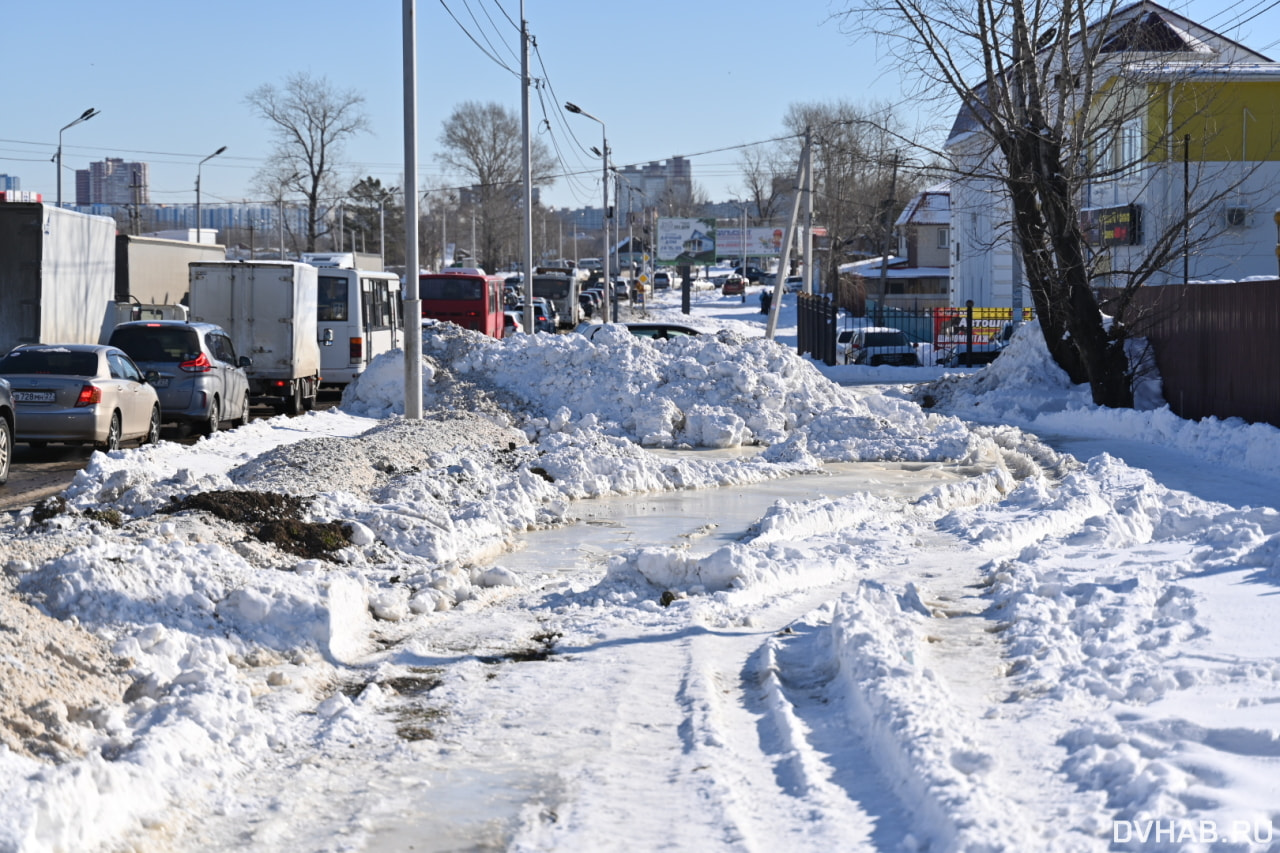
[111,234,224,323]
[0,201,117,355]
[188,261,321,414]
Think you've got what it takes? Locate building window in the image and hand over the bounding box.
[1120,119,1143,180]
[937,228,950,249]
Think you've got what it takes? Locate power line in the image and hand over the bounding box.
[460,0,520,68]
[438,0,519,77]
[531,41,594,160]
[530,80,596,204]
[490,0,519,30]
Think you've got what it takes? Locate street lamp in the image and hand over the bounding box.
[195,145,227,245]
[56,107,99,208]
[565,101,615,322]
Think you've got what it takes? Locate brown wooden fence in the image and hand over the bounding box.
[1105,280,1280,426]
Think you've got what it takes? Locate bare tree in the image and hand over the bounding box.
[834,0,1277,407]
[246,72,370,253]
[738,144,789,222]
[436,101,556,272]
[779,100,927,300]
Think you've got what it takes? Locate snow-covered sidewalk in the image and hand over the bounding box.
[1,286,1278,852]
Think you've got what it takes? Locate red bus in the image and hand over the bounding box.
[418,268,506,339]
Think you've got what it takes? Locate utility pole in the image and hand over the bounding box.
[520,4,535,331]
[876,151,899,315]
[129,170,143,235]
[804,154,815,294]
[766,128,812,339]
[402,0,422,420]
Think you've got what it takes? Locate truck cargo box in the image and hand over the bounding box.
[188,261,321,413]
[116,234,224,305]
[0,202,117,355]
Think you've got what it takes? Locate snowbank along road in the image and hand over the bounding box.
[1,312,1279,852]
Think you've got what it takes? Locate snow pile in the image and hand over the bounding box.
[921,320,1280,486]
[2,288,1280,851]
[344,323,992,466]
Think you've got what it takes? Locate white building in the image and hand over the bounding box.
[946,1,1280,309]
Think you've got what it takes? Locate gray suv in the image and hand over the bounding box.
[107,321,252,434]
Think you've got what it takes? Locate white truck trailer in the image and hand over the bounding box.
[0,201,117,355]
[188,261,321,414]
[112,234,224,322]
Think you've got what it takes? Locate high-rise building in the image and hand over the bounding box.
[76,158,149,206]
[616,157,693,212]
[0,174,20,192]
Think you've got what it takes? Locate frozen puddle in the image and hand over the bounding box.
[366,458,988,851]
[493,457,981,577]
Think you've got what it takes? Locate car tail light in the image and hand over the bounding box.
[350,337,364,361]
[75,385,101,407]
[179,352,213,373]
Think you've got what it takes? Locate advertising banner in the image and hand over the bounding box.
[657,217,717,266]
[932,307,1033,347]
[715,226,788,257]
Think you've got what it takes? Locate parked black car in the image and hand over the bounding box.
[0,378,13,485]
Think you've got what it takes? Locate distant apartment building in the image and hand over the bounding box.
[0,174,20,192]
[615,157,693,213]
[76,158,149,206]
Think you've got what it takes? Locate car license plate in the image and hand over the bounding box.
[13,391,55,403]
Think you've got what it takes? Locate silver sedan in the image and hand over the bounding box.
[0,344,162,451]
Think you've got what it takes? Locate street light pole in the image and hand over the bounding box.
[564,102,612,322]
[56,107,99,209]
[196,146,226,244]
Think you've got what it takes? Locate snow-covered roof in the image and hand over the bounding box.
[945,1,1278,148]
[840,257,950,277]
[895,188,951,227]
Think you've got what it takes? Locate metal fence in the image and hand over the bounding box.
[1105,280,1280,426]
[816,302,1028,367]
[797,293,840,365]
[797,282,1280,426]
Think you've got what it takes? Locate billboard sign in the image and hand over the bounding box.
[715,226,788,257]
[657,217,717,266]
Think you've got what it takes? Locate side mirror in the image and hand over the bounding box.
[144,370,160,384]
[239,356,253,368]
[320,328,335,346]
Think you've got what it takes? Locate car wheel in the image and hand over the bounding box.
[232,391,250,428]
[143,406,161,445]
[285,383,304,416]
[203,396,221,436]
[99,412,122,452]
[0,417,11,486]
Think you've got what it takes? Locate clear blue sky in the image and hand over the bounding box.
[4,0,1276,213]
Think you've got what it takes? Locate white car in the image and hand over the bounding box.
[0,344,163,450]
